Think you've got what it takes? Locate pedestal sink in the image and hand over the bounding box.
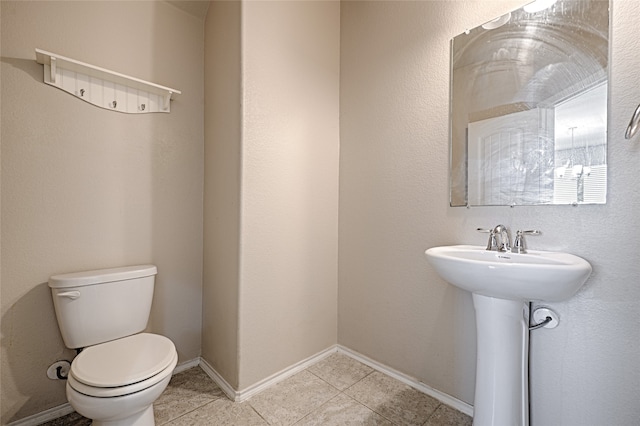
[425,245,591,426]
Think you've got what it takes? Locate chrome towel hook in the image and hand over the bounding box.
[625,103,640,139]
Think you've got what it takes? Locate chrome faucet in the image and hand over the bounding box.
[478,226,542,253]
[477,224,511,252]
[493,224,510,252]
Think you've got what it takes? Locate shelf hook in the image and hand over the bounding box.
[50,56,57,84]
[163,92,172,111]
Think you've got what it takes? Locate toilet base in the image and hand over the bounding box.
[67,373,171,426]
[91,406,154,426]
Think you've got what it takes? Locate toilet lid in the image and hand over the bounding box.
[70,333,176,387]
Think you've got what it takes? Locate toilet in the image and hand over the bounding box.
[48,265,177,426]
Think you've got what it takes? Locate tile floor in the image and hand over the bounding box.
[41,353,472,426]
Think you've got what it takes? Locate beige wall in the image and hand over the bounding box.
[238,0,340,389]
[202,0,340,391]
[0,1,204,423]
[202,0,242,389]
[339,1,640,424]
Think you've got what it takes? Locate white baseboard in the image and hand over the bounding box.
[197,357,238,401]
[11,348,472,425]
[235,346,338,402]
[7,403,75,426]
[337,345,474,417]
[173,357,200,374]
[199,345,338,402]
[7,358,203,426]
[199,345,472,417]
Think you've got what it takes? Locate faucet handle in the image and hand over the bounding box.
[511,230,541,254]
[477,228,498,251]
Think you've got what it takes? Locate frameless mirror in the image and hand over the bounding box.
[450,0,609,207]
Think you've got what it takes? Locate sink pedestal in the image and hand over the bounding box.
[472,294,529,426]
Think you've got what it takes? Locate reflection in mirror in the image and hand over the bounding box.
[450,0,608,206]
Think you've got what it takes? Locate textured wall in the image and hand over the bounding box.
[202,0,242,390]
[239,0,340,390]
[528,1,640,424]
[201,0,340,392]
[0,1,204,423]
[339,1,640,424]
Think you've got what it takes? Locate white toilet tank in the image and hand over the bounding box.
[48,265,158,349]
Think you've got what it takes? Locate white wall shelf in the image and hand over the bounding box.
[35,49,181,114]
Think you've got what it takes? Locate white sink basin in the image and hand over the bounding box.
[425,245,592,302]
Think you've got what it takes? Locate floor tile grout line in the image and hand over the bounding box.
[337,391,401,426]
[304,360,377,395]
[303,367,343,393]
[245,368,341,426]
[342,372,440,425]
[244,359,407,426]
[339,368,376,393]
[289,392,344,426]
[339,394,398,426]
[420,403,443,426]
[287,390,402,426]
[297,359,390,424]
[245,401,271,425]
[287,387,341,425]
[158,398,220,425]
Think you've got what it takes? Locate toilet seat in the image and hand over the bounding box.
[68,333,177,398]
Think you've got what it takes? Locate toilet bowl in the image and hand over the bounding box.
[66,333,178,426]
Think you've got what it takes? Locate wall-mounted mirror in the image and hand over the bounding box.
[450,0,609,207]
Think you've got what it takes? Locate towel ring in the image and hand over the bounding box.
[625,103,640,140]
